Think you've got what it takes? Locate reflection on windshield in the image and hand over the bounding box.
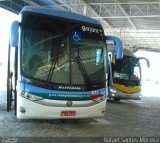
[21,13,107,89]
[70,40,105,85]
[112,56,141,86]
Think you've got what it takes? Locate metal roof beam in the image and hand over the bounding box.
[88,2,160,5]
[52,0,135,48]
[89,3,160,18]
[0,3,19,14]
[82,0,112,29]
[21,0,38,6]
[57,0,112,28]
[0,0,25,13]
[92,15,160,18]
[54,0,83,14]
[115,0,137,30]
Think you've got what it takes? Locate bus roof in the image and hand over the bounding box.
[20,6,101,26]
[123,49,136,58]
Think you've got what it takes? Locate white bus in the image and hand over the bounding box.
[7,6,123,119]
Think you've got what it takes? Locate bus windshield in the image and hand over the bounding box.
[112,56,141,86]
[21,13,107,90]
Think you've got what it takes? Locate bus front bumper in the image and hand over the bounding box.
[17,95,106,119]
[109,90,142,100]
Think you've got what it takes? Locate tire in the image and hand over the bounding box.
[114,98,121,101]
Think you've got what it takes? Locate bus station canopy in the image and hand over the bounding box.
[1,0,160,53]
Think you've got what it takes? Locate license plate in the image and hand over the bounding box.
[61,111,76,116]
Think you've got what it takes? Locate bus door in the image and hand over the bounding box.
[7,21,19,115]
[7,42,18,114]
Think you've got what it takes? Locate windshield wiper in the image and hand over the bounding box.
[46,38,60,83]
[74,56,91,88]
[46,56,58,84]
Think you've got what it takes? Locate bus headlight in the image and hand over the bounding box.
[20,91,43,101]
[110,88,117,93]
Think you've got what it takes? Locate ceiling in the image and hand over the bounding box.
[1,0,160,52]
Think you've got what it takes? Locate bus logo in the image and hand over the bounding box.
[58,85,81,90]
[66,100,73,107]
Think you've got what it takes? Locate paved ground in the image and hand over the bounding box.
[0,83,160,143]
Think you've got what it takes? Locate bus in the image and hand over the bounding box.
[7,6,123,119]
[108,49,149,101]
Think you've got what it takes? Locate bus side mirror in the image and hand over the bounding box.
[138,57,150,68]
[10,20,19,48]
[106,36,123,59]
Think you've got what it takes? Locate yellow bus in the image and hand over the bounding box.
[108,49,149,101]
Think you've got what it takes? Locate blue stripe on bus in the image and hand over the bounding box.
[18,81,106,95]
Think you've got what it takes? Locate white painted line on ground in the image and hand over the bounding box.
[133,101,143,104]
[122,100,143,104]
[90,118,112,125]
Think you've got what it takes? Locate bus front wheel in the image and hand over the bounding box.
[114,98,121,101]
